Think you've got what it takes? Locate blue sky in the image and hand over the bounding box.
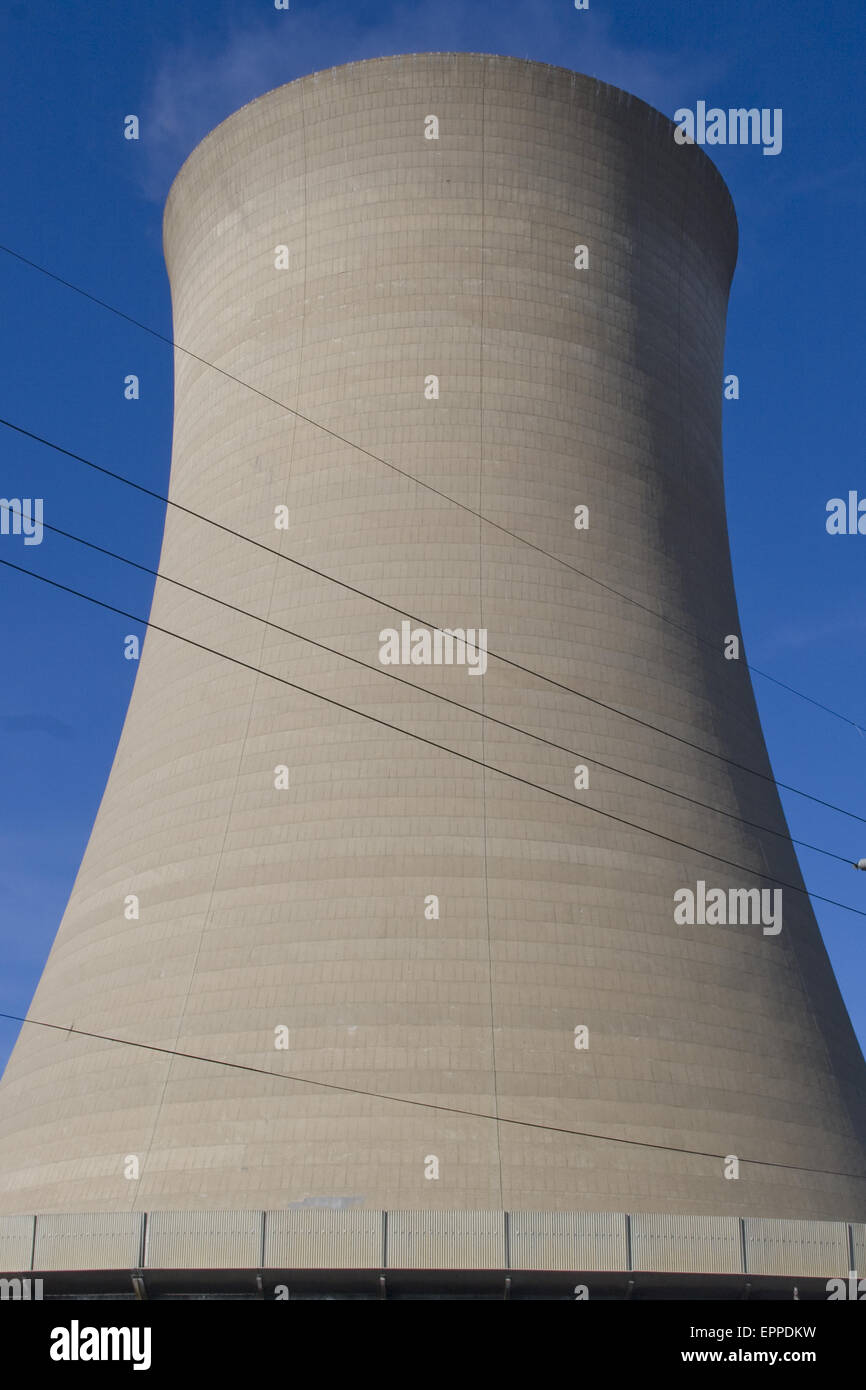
[1,0,864,1072]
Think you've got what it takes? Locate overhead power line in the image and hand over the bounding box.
[0,240,863,737]
[22,506,857,870]
[3,554,865,919]
[4,415,866,830]
[0,1011,862,1183]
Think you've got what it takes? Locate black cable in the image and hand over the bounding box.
[23,506,857,870]
[3,553,865,918]
[0,1012,862,1182]
[0,240,862,736]
[4,415,866,829]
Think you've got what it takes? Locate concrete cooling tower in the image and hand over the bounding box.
[1,54,864,1277]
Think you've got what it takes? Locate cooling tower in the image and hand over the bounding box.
[1,53,864,1229]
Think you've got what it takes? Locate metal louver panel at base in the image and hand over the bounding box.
[33,1211,144,1271]
[744,1218,849,1277]
[508,1210,627,1271]
[386,1209,506,1269]
[630,1212,742,1274]
[0,1215,34,1271]
[144,1210,262,1270]
[264,1209,383,1269]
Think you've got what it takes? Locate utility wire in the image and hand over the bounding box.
[0,239,863,737]
[3,554,865,918]
[22,506,857,870]
[4,415,866,830]
[0,1012,862,1182]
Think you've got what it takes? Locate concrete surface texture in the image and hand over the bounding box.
[0,53,864,1221]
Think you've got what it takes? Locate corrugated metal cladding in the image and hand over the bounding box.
[264,1209,383,1269]
[33,1212,143,1272]
[0,1214,34,1270]
[508,1210,627,1271]
[2,1209,865,1275]
[631,1213,742,1275]
[744,1218,849,1277]
[387,1210,506,1269]
[144,1210,262,1270]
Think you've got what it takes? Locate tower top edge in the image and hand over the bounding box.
[162,51,737,237]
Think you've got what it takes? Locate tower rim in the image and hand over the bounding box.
[161,51,738,259]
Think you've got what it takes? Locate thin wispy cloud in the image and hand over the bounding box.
[757,610,866,660]
[0,715,74,740]
[139,1,725,202]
